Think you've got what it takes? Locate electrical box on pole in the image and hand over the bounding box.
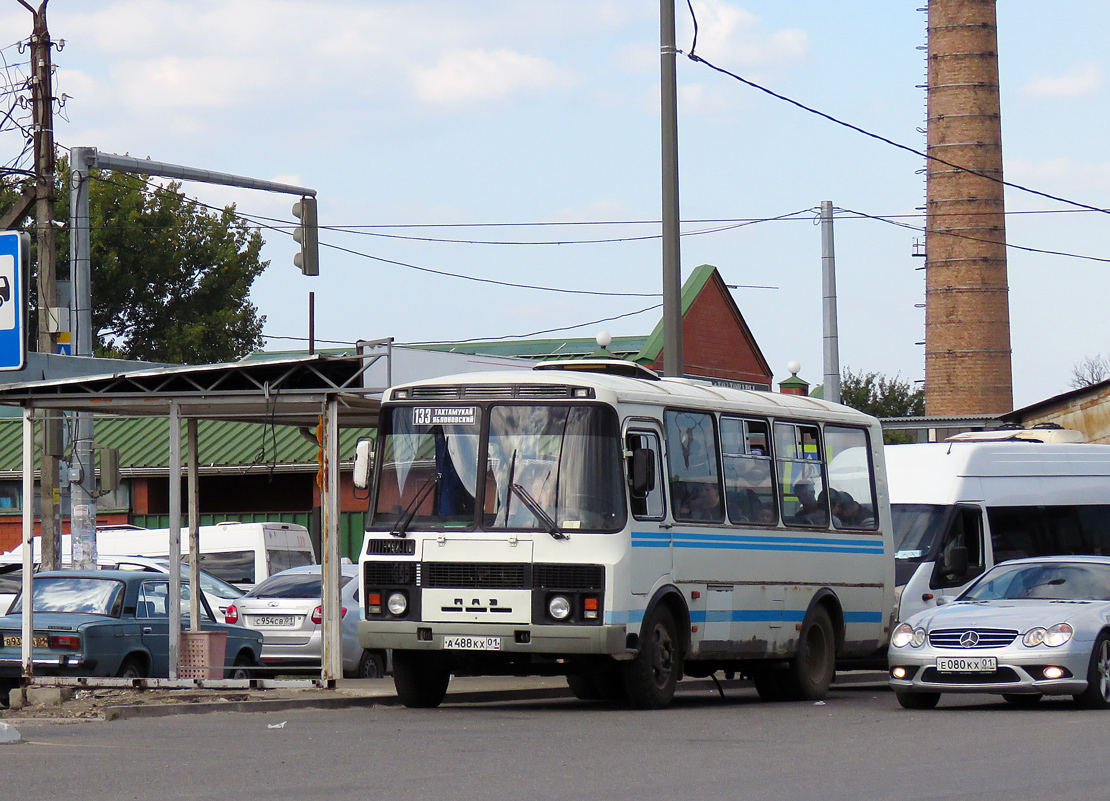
[97,446,120,494]
[292,196,319,276]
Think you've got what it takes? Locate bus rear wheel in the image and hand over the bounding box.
[783,605,835,701]
[392,651,450,708]
[623,606,682,709]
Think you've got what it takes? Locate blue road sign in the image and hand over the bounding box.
[0,230,25,371]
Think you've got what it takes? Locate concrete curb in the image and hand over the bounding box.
[103,672,889,720]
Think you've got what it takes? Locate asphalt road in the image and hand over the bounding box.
[5,679,1109,801]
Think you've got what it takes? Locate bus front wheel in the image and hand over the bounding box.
[623,605,682,709]
[392,651,450,708]
[784,605,835,701]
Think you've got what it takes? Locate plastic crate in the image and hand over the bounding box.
[179,631,228,680]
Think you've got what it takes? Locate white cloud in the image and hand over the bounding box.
[1022,63,1103,98]
[685,1,807,68]
[412,48,578,106]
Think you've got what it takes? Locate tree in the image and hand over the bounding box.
[839,368,924,444]
[1,160,267,364]
[1069,355,1110,389]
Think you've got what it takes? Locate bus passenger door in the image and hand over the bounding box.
[626,428,671,595]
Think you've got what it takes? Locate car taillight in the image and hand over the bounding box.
[311,606,322,625]
[225,605,239,624]
[340,607,348,619]
[48,634,80,650]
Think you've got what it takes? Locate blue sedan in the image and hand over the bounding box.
[0,570,263,688]
[889,555,1110,709]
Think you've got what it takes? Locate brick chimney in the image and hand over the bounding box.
[924,0,1013,415]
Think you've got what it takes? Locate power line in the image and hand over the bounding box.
[680,5,1110,218]
[838,206,1110,265]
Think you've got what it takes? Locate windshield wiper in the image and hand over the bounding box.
[510,482,567,540]
[391,473,440,538]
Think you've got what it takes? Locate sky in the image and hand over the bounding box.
[1,1,1107,409]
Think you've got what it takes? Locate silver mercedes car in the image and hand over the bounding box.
[888,555,1110,710]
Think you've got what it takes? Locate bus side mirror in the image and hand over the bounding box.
[630,449,655,499]
[353,440,374,490]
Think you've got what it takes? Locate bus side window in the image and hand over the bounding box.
[627,431,664,520]
[721,417,776,525]
[932,505,985,589]
[664,410,724,524]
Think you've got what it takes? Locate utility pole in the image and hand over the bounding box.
[660,0,683,377]
[22,0,62,569]
[820,201,841,405]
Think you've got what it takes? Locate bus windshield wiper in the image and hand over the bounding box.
[391,473,440,538]
[510,482,567,540]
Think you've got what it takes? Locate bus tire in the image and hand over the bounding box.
[567,662,627,702]
[392,650,450,708]
[783,605,835,701]
[752,668,789,702]
[623,605,682,709]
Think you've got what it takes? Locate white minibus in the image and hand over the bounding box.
[358,359,894,709]
[888,439,1110,622]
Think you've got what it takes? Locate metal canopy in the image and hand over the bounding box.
[0,352,386,688]
[0,353,383,427]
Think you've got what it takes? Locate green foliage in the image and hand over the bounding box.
[2,160,267,364]
[839,368,924,443]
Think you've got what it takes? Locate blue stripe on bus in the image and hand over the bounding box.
[631,530,885,555]
[610,609,884,625]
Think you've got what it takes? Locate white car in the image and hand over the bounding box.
[226,564,387,679]
[889,555,1110,709]
[0,554,244,623]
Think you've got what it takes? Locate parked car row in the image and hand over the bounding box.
[0,562,390,702]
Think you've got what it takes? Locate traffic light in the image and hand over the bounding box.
[292,196,319,276]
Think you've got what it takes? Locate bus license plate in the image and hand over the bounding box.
[936,656,997,673]
[442,635,501,651]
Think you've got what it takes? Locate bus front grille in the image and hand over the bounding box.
[423,562,528,589]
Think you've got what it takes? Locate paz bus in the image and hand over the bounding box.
[356,359,894,708]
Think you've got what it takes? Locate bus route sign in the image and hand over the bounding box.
[0,230,26,372]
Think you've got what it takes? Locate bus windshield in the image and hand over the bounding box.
[371,404,626,533]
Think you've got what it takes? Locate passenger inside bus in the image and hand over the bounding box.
[683,481,723,523]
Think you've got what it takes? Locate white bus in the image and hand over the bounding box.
[357,360,894,708]
[888,439,1110,622]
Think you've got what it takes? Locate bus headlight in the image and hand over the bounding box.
[548,595,571,621]
[387,592,408,616]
